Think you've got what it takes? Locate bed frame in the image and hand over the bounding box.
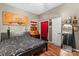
[18,43,47,56]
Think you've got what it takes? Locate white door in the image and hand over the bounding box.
[52,17,62,47]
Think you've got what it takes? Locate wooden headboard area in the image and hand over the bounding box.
[2,11,29,26]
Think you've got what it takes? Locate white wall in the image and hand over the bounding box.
[39,3,79,50]
[1,3,79,50]
[0,3,39,35]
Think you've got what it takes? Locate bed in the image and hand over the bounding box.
[0,32,47,56]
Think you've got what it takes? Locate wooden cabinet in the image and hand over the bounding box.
[3,11,28,25]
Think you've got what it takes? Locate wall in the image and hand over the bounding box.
[39,3,79,21]
[39,3,79,50]
[0,3,79,50]
[0,3,39,35]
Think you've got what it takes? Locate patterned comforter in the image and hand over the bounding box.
[0,34,45,56]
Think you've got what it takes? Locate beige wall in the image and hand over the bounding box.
[0,3,39,35]
[39,3,79,50]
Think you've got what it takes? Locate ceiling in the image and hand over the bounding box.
[7,3,62,15]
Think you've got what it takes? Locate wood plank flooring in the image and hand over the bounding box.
[38,43,79,56]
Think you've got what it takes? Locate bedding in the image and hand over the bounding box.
[0,33,46,56]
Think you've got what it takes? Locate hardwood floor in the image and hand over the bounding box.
[38,43,79,56]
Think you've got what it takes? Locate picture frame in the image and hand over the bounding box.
[73,20,78,25]
[74,26,79,32]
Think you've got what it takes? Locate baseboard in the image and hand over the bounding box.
[73,49,79,52]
